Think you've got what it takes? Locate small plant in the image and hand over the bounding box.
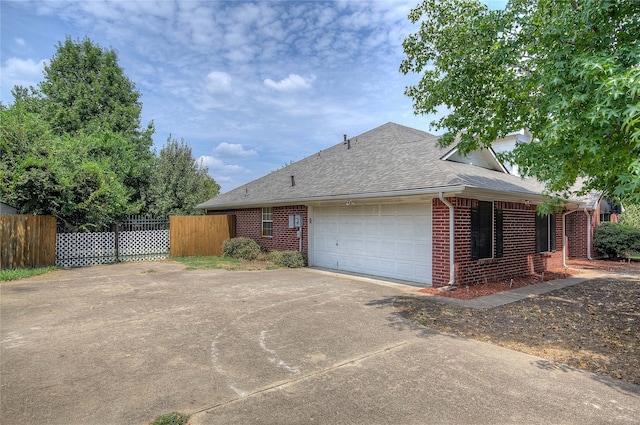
[594,222,640,259]
[0,266,57,281]
[150,412,189,425]
[270,250,307,268]
[222,237,264,260]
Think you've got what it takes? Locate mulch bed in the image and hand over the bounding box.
[418,259,640,300]
[395,260,640,385]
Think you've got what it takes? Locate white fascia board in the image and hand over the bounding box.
[486,147,509,174]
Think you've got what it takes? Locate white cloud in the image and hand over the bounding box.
[264,74,316,91]
[15,38,26,47]
[1,57,47,98]
[214,142,257,158]
[198,155,247,174]
[206,71,232,93]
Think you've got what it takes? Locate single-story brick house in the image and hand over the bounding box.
[196,122,605,287]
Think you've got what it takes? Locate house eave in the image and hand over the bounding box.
[197,186,468,211]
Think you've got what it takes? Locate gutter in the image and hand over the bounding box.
[197,185,467,211]
[439,192,455,286]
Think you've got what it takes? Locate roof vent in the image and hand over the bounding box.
[290,175,295,187]
[343,134,351,150]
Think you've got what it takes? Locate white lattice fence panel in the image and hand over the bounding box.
[56,232,116,268]
[118,229,169,262]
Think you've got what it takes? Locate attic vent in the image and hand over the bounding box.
[290,175,295,187]
[343,134,351,150]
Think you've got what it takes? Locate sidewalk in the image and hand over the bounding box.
[424,270,621,309]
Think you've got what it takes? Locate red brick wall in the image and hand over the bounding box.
[432,199,451,285]
[432,197,564,287]
[566,208,598,259]
[207,205,308,253]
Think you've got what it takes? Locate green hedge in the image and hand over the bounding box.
[222,237,264,260]
[593,222,640,259]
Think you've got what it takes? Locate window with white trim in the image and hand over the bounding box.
[262,207,273,237]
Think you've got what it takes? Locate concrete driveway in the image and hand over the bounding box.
[1,262,638,425]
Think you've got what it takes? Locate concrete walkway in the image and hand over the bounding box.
[1,263,638,425]
[425,270,638,309]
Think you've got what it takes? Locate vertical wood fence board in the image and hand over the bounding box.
[170,215,235,257]
[1,215,56,270]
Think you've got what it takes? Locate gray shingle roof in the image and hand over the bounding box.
[196,122,558,210]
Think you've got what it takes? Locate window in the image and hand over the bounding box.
[535,213,556,253]
[262,207,273,237]
[471,201,503,260]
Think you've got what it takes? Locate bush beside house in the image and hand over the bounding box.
[594,222,640,259]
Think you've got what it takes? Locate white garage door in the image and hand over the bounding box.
[312,203,432,284]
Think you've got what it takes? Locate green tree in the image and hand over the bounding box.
[145,136,220,216]
[1,101,135,230]
[400,0,640,204]
[39,37,152,138]
[1,37,156,229]
[38,37,154,205]
[619,203,640,229]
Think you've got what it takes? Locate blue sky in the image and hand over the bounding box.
[1,0,507,193]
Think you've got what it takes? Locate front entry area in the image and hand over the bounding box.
[311,202,432,285]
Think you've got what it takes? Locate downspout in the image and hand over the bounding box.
[583,208,593,260]
[438,192,455,286]
[561,210,573,268]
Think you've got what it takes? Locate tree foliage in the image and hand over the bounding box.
[1,37,219,230]
[619,203,640,229]
[1,100,135,230]
[145,136,220,216]
[401,0,640,203]
[40,37,151,138]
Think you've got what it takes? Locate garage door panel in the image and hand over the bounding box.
[364,240,382,256]
[415,242,430,257]
[380,223,396,237]
[313,203,432,284]
[395,242,415,259]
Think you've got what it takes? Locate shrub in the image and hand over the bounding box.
[593,222,640,259]
[270,250,307,268]
[222,237,264,260]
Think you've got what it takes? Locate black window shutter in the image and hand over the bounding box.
[495,209,503,258]
[471,206,479,260]
[535,213,542,253]
[550,213,556,251]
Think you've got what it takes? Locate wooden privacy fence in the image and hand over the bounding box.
[170,215,236,257]
[1,215,56,270]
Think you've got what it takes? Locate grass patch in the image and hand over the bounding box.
[173,256,242,270]
[149,412,189,425]
[0,266,57,282]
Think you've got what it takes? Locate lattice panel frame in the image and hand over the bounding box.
[56,229,170,267]
[56,232,116,268]
[118,230,169,262]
